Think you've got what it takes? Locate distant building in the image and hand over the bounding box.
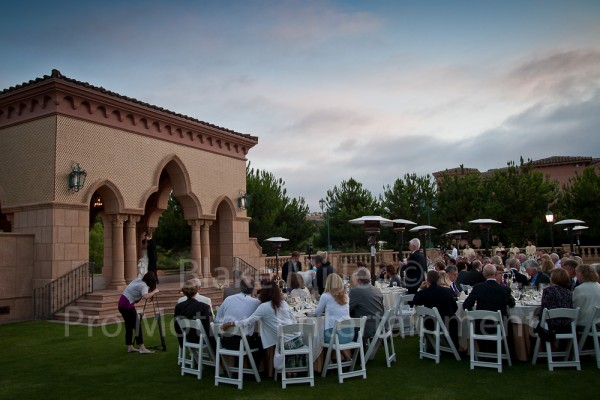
[433,156,600,187]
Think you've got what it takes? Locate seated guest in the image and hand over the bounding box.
[506,257,529,286]
[222,270,243,301]
[174,280,214,349]
[573,264,600,330]
[177,277,213,316]
[540,258,555,276]
[314,274,353,344]
[523,259,550,289]
[413,270,459,347]
[463,264,516,317]
[446,265,461,297]
[455,260,469,286]
[385,264,402,287]
[349,267,384,339]
[538,268,573,333]
[289,272,311,299]
[461,260,485,286]
[434,260,447,272]
[593,263,600,283]
[438,270,452,288]
[221,280,301,373]
[562,259,580,289]
[214,275,261,352]
[378,263,387,280]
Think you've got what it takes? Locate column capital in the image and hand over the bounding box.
[111,214,128,226]
[188,219,203,229]
[125,215,141,226]
[201,220,214,229]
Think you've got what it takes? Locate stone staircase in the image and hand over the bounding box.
[53,280,226,326]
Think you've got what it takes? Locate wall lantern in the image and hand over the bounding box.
[238,190,249,210]
[68,163,87,192]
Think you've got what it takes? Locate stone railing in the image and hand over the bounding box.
[262,245,600,274]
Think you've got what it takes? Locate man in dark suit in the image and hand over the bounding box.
[281,251,301,285]
[413,270,459,347]
[174,280,214,349]
[401,238,427,294]
[464,264,516,351]
[463,264,516,317]
[314,254,334,295]
[506,258,529,286]
[461,260,485,287]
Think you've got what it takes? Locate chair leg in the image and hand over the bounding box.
[531,337,541,365]
[546,341,554,371]
[321,346,332,378]
[336,347,344,384]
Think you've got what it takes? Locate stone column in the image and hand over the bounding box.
[108,214,127,290]
[124,215,140,282]
[201,220,213,278]
[189,219,202,277]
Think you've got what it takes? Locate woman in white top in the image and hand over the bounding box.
[573,264,600,328]
[222,280,300,351]
[289,272,311,299]
[314,273,353,344]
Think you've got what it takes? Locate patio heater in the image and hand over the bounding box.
[349,216,392,286]
[265,237,289,278]
[391,218,416,261]
[469,219,501,257]
[555,219,585,254]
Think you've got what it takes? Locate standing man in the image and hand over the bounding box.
[525,240,536,259]
[146,232,158,284]
[402,238,427,294]
[314,254,334,295]
[281,251,301,285]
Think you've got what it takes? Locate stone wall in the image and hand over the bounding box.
[0,233,34,323]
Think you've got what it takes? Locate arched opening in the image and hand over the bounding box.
[210,199,235,275]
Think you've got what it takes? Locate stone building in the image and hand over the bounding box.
[0,70,261,322]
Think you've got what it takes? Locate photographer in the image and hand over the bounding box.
[117,271,159,354]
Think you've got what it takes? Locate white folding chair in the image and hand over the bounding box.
[532,308,581,371]
[176,317,217,379]
[274,322,315,388]
[392,294,415,338]
[578,306,600,368]
[416,306,461,363]
[321,317,367,383]
[365,308,396,367]
[211,322,261,389]
[465,310,511,372]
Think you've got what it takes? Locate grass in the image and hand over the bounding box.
[0,316,598,400]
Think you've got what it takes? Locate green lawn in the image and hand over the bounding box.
[0,316,598,400]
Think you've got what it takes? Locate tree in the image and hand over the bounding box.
[480,158,558,248]
[153,195,190,251]
[558,167,600,244]
[380,173,437,248]
[325,178,379,251]
[89,216,104,273]
[246,164,314,255]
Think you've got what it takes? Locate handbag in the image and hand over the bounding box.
[273,348,285,370]
[535,322,556,342]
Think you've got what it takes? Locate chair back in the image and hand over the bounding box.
[334,317,366,344]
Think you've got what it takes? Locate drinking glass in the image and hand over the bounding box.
[392,281,398,288]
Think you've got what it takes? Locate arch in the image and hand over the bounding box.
[210,194,237,216]
[210,199,236,272]
[83,180,126,215]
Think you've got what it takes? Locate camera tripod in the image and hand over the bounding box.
[134,293,167,351]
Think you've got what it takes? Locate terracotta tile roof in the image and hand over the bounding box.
[530,156,594,167]
[0,69,257,142]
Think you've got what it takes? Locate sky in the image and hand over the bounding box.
[1,0,599,211]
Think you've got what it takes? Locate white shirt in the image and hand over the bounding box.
[236,301,297,348]
[177,293,214,316]
[121,278,148,303]
[450,247,458,260]
[314,292,350,331]
[215,293,260,335]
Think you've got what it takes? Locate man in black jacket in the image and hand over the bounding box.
[314,254,334,295]
[281,251,301,285]
[402,238,428,294]
[413,270,459,347]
